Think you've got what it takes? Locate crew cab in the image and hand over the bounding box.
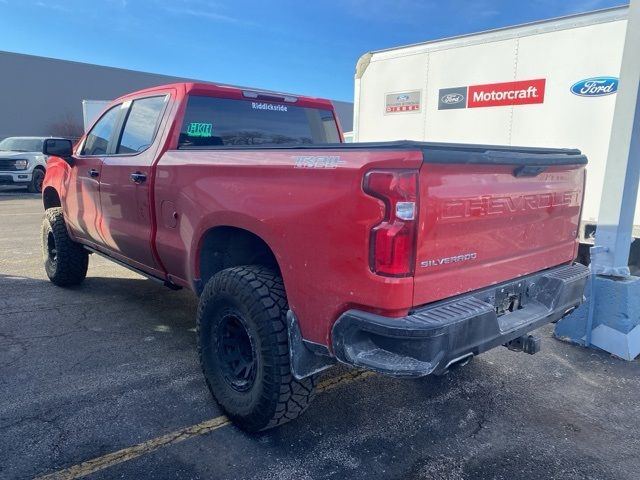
[41,82,589,431]
[0,136,69,193]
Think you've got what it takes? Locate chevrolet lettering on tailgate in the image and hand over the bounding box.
[442,191,580,219]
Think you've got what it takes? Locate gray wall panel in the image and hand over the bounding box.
[0,51,353,139]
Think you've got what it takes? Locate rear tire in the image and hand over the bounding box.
[197,265,316,432]
[41,207,89,286]
[28,169,45,193]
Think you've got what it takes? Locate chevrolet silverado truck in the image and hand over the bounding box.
[40,82,589,432]
[0,136,69,193]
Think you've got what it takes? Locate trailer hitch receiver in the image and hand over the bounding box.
[504,334,541,355]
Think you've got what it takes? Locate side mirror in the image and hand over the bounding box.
[43,139,73,159]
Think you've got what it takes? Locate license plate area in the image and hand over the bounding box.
[491,281,527,317]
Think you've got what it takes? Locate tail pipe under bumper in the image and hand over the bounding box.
[331,263,589,377]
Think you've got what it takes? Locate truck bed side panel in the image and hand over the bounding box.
[153,148,423,345]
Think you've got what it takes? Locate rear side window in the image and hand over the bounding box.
[81,105,121,156]
[178,95,340,148]
[117,96,167,154]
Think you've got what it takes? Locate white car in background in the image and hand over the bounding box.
[0,137,69,193]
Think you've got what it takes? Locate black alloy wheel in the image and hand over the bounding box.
[216,312,257,392]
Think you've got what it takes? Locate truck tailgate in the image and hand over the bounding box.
[413,147,586,307]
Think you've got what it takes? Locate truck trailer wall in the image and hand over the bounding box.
[354,7,628,231]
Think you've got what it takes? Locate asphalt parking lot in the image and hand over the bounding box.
[1,187,640,480]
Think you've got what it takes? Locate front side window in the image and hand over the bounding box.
[81,105,121,156]
[178,95,341,148]
[117,96,167,154]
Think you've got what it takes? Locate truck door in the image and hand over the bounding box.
[97,95,168,276]
[66,104,122,245]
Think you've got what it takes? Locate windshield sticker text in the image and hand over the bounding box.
[187,122,213,137]
[252,102,288,112]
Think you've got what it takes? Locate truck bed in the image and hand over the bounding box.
[178,139,587,162]
[156,140,585,345]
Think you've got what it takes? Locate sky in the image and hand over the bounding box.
[0,0,629,101]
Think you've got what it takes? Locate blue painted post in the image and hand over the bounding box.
[555,0,640,360]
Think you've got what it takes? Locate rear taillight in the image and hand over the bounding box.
[363,169,418,277]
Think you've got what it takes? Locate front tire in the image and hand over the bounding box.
[41,207,89,286]
[197,265,316,432]
[28,169,45,193]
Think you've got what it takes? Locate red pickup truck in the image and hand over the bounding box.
[41,82,588,431]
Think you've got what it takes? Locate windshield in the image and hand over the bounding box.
[178,96,341,148]
[0,138,44,152]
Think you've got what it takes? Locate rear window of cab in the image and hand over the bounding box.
[178,95,341,148]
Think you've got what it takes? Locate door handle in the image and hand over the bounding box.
[88,168,100,178]
[130,171,147,184]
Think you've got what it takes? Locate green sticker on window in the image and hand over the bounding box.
[187,122,213,137]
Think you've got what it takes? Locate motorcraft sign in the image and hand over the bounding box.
[385,91,421,113]
[438,78,546,110]
[468,79,545,107]
[570,77,619,97]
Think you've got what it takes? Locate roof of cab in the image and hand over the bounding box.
[114,82,335,109]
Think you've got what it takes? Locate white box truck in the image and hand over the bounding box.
[353,5,632,266]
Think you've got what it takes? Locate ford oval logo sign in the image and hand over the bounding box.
[570,77,619,97]
[396,94,410,101]
[441,93,464,105]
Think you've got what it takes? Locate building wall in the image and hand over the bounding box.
[0,50,353,140]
